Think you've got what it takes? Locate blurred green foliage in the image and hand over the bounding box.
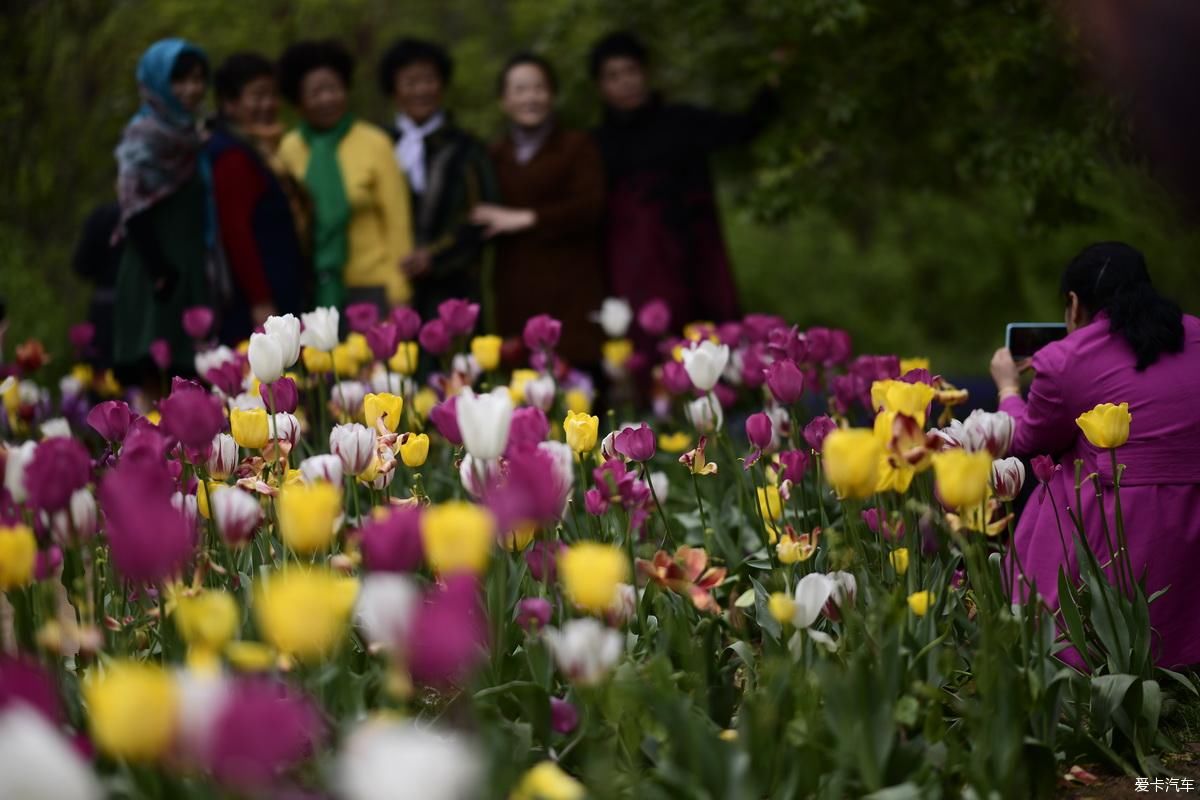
[2,0,1197,374]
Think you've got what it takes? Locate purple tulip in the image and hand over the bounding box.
[406,576,488,687]
[365,322,399,362]
[660,361,692,395]
[506,407,550,455]
[765,360,805,405]
[99,460,194,583]
[23,437,91,512]
[35,546,63,580]
[120,422,170,465]
[160,385,225,450]
[522,314,562,351]
[68,322,95,357]
[515,597,552,632]
[260,377,299,414]
[584,487,608,516]
[828,329,853,365]
[488,445,572,531]
[745,413,774,451]
[390,306,422,340]
[712,383,737,409]
[360,507,424,573]
[777,449,810,483]
[804,327,832,364]
[550,697,579,734]
[87,400,134,443]
[803,415,838,452]
[437,299,480,337]
[149,338,171,371]
[526,540,565,583]
[205,361,245,396]
[900,368,934,386]
[740,345,768,389]
[429,396,462,445]
[741,313,786,343]
[182,306,215,340]
[614,423,656,462]
[1032,454,1058,484]
[637,299,671,337]
[205,679,323,790]
[717,322,743,346]
[345,302,379,334]
[418,319,451,355]
[0,657,62,723]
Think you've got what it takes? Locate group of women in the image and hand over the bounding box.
[93,32,778,381]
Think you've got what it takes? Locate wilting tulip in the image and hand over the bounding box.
[544,618,624,686]
[765,360,805,404]
[456,387,513,461]
[1076,402,1132,449]
[821,429,882,500]
[680,340,729,392]
[330,423,375,476]
[211,488,262,546]
[523,314,562,351]
[300,307,339,352]
[637,299,671,336]
[354,573,419,650]
[360,506,424,573]
[593,297,633,338]
[932,449,993,510]
[1031,454,1058,485]
[990,457,1026,502]
[335,720,483,800]
[22,437,90,513]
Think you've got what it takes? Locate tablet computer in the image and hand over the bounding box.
[1006,323,1067,360]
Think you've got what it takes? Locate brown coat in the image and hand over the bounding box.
[489,126,606,366]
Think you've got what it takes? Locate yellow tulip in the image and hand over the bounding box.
[399,432,430,467]
[364,392,404,432]
[225,641,277,672]
[254,569,358,662]
[821,429,882,500]
[84,661,178,761]
[757,484,783,522]
[875,454,915,494]
[870,380,937,425]
[97,369,123,397]
[907,590,935,617]
[332,342,360,378]
[509,369,539,404]
[899,357,931,375]
[470,335,503,371]
[302,346,334,373]
[931,449,992,510]
[278,481,342,554]
[346,332,372,364]
[602,338,634,370]
[504,522,537,553]
[413,387,438,420]
[71,363,95,387]
[768,592,795,625]
[1076,402,1132,449]
[657,431,693,453]
[389,341,420,375]
[0,524,37,590]
[2,379,19,417]
[196,481,223,520]
[145,410,161,427]
[564,388,591,415]
[564,411,599,453]
[174,589,239,652]
[511,761,586,800]
[420,501,496,575]
[559,542,628,614]
[889,548,910,576]
[230,407,269,450]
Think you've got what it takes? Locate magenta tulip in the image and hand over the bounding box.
[360,506,424,573]
[99,460,194,583]
[182,306,215,340]
[365,322,399,361]
[345,302,379,334]
[550,697,579,734]
[523,314,562,351]
[777,449,810,483]
[149,338,171,371]
[803,415,838,452]
[437,299,480,337]
[428,395,462,445]
[406,576,488,687]
[745,412,774,451]
[661,361,692,395]
[260,377,299,414]
[160,385,225,450]
[614,423,656,462]
[23,437,91,512]
[637,299,671,337]
[390,306,421,340]
[68,322,95,357]
[506,407,550,455]
[87,400,133,443]
[205,679,323,790]
[515,597,552,632]
[526,540,565,582]
[765,360,805,405]
[418,319,451,355]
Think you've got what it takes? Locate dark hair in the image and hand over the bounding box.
[170,50,209,82]
[496,51,558,97]
[377,38,453,95]
[1061,241,1185,371]
[213,52,274,102]
[588,30,648,79]
[277,39,354,105]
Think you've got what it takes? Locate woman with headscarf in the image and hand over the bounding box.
[277,39,414,314]
[112,38,216,382]
[991,242,1200,668]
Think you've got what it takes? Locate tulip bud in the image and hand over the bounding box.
[211,487,262,546]
[300,307,340,352]
[990,457,1026,502]
[247,332,285,384]
[300,454,344,485]
[515,597,552,632]
[330,424,376,476]
[207,433,238,479]
[745,412,774,450]
[684,393,724,434]
[765,360,805,405]
[680,341,730,392]
[456,388,513,461]
[263,314,302,368]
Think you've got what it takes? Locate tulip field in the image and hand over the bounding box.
[0,299,1193,799]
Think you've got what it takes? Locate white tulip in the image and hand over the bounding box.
[684,392,724,433]
[330,423,376,476]
[50,489,98,542]
[247,331,285,384]
[263,314,301,368]
[335,720,483,800]
[4,440,36,503]
[58,375,83,398]
[171,491,199,526]
[451,354,482,385]
[174,668,230,765]
[606,583,638,626]
[300,454,344,485]
[18,380,45,408]
[0,706,103,800]
[331,381,368,417]
[211,487,262,545]
[538,440,576,517]
[544,618,624,686]
[792,572,835,629]
[300,307,340,352]
[229,391,265,411]
[524,375,556,412]
[592,297,633,338]
[39,418,71,439]
[271,413,300,446]
[354,574,419,651]
[990,457,1026,502]
[194,344,237,378]
[459,453,502,498]
[207,433,238,479]
[456,387,513,461]
[941,410,1014,458]
[680,340,729,392]
[647,471,670,503]
[369,365,413,396]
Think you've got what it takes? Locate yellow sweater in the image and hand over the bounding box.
[279,120,413,305]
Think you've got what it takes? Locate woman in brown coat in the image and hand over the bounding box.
[471,53,606,367]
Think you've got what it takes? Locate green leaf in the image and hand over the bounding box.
[750,576,781,642]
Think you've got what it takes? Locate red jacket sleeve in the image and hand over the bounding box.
[212,148,272,306]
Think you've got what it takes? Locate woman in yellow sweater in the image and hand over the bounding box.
[277,39,413,311]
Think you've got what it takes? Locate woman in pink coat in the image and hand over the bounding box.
[991,241,1200,668]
